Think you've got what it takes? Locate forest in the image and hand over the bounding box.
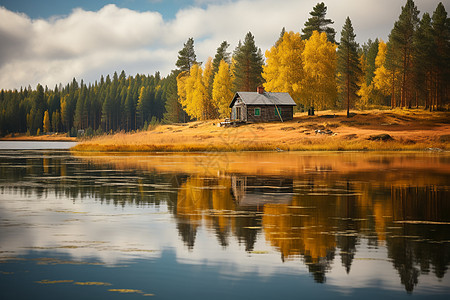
[0,0,449,137]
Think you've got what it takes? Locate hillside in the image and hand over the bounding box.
[72,109,450,152]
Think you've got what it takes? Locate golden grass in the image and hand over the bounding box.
[72,109,450,152]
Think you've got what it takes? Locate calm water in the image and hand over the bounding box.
[0,146,449,299]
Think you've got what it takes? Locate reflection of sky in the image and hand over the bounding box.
[2,190,449,295]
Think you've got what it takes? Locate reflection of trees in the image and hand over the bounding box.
[386,186,450,293]
[1,151,450,291]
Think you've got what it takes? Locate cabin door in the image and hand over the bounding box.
[236,107,242,121]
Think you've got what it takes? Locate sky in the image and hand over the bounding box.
[0,0,448,90]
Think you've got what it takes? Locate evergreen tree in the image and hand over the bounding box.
[430,2,450,110]
[176,37,197,72]
[301,2,336,43]
[413,13,434,108]
[337,17,361,117]
[163,71,185,123]
[212,41,231,76]
[388,0,420,108]
[364,39,379,86]
[232,32,264,92]
[275,27,286,47]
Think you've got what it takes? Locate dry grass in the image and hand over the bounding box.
[72,109,450,152]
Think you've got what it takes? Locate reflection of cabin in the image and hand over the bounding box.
[229,87,296,122]
[231,176,294,207]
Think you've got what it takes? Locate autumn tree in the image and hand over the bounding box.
[262,31,305,106]
[301,2,336,43]
[202,57,216,118]
[212,60,234,118]
[43,110,50,133]
[178,64,209,120]
[232,32,264,92]
[337,17,361,117]
[302,31,337,110]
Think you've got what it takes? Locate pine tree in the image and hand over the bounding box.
[413,13,434,108]
[275,27,286,47]
[301,2,336,43]
[212,41,231,76]
[431,2,450,110]
[212,60,234,118]
[337,17,361,117]
[364,39,379,86]
[232,32,264,92]
[163,71,185,123]
[389,0,420,108]
[176,38,197,72]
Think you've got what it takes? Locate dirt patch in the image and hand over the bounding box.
[343,134,358,140]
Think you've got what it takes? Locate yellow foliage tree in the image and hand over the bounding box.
[262,31,305,105]
[212,60,234,118]
[177,64,209,120]
[203,57,213,97]
[43,110,51,133]
[302,31,337,110]
[356,53,372,109]
[202,57,217,119]
[373,40,392,97]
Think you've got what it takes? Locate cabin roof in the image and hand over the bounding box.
[229,92,297,108]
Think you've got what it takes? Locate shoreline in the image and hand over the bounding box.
[0,134,77,142]
[72,110,449,153]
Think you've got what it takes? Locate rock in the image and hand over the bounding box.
[280,127,296,131]
[368,134,394,141]
[315,129,334,135]
[439,135,450,143]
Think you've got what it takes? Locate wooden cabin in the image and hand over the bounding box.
[229,87,296,123]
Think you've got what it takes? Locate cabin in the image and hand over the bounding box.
[229,87,296,123]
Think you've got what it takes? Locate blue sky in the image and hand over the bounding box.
[0,0,448,89]
[0,0,190,20]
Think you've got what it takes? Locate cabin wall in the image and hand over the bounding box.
[246,105,293,122]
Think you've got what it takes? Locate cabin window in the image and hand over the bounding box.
[274,107,281,116]
[254,108,261,116]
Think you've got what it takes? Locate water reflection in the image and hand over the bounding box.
[0,150,449,295]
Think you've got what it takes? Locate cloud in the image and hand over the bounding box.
[0,0,448,89]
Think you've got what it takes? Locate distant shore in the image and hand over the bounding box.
[71,109,449,152]
[0,133,77,142]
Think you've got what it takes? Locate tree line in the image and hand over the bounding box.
[0,0,449,136]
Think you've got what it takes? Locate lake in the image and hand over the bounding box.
[0,144,449,299]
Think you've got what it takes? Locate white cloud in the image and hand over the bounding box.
[0,0,448,89]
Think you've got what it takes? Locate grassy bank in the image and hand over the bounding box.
[72,109,450,152]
